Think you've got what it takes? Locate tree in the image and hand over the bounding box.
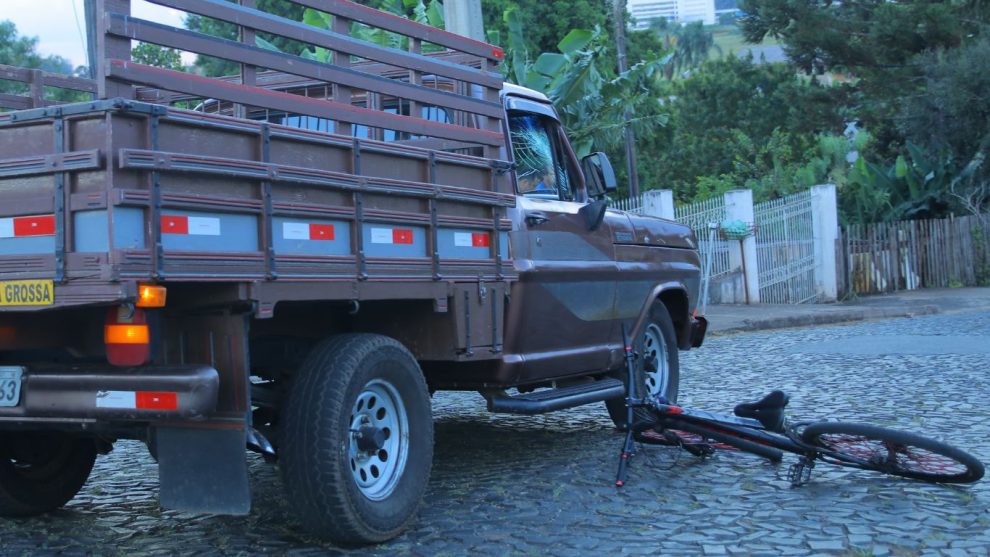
[184,0,446,75]
[296,0,444,62]
[738,0,986,75]
[0,20,88,104]
[897,38,990,215]
[648,19,719,79]
[184,0,305,76]
[131,43,184,71]
[482,0,612,57]
[641,55,842,201]
[738,0,990,220]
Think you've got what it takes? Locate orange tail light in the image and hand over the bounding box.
[104,306,150,367]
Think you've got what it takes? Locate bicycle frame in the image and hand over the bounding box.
[649,401,803,456]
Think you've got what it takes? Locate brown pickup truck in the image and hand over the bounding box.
[0,0,705,545]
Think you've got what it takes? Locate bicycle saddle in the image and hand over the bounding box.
[733,390,789,433]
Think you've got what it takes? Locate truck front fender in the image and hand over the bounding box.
[629,282,699,351]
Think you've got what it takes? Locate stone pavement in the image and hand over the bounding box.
[2,308,990,556]
[704,287,990,334]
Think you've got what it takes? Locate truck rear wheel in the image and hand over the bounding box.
[605,302,680,428]
[0,432,96,516]
[279,334,433,545]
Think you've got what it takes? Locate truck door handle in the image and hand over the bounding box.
[525,211,549,226]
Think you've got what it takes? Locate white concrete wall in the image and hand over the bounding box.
[811,184,839,302]
[724,189,760,304]
[643,189,675,220]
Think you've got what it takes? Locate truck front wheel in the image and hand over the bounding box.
[605,302,680,427]
[0,432,96,516]
[279,334,433,545]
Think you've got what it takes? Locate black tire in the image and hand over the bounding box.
[801,422,984,484]
[606,302,680,427]
[279,334,434,545]
[0,432,97,516]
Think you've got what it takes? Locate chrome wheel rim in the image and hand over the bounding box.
[348,379,409,501]
[642,323,669,397]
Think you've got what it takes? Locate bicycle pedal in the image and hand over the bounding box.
[683,443,715,458]
[787,459,815,487]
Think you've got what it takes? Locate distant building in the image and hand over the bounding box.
[714,0,740,21]
[629,0,718,28]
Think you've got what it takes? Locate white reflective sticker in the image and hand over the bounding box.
[0,218,12,239]
[370,228,393,244]
[283,222,309,240]
[453,232,473,247]
[96,390,136,409]
[187,217,221,236]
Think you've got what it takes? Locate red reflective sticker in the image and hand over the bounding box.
[136,391,178,410]
[493,47,505,59]
[471,233,490,247]
[393,229,414,245]
[310,223,334,241]
[13,215,55,237]
[161,215,189,235]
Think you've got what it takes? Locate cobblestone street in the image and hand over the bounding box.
[2,311,989,556]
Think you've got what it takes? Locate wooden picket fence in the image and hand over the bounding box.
[838,213,990,297]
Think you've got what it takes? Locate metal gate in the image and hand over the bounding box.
[754,191,818,304]
[675,197,730,312]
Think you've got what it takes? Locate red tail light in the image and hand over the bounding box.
[104,306,150,367]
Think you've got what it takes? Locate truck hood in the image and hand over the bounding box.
[607,210,697,250]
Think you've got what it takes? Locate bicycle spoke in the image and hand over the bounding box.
[893,445,970,475]
[818,433,970,475]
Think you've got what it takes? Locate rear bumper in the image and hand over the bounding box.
[0,365,218,425]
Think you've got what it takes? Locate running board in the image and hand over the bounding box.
[486,378,625,415]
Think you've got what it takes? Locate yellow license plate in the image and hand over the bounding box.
[0,279,54,306]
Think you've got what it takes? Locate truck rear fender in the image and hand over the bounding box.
[629,282,694,351]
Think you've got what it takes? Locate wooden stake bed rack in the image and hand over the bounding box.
[0,0,516,309]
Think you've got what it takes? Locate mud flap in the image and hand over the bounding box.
[156,427,250,515]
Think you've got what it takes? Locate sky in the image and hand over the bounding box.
[3,0,189,68]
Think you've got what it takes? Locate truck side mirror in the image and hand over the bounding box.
[581,152,618,198]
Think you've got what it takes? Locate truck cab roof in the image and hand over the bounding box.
[501,83,551,105]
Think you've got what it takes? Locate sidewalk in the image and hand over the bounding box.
[704,287,990,335]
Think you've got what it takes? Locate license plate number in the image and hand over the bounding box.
[0,279,54,306]
[0,367,23,407]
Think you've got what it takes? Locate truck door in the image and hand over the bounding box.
[502,103,618,382]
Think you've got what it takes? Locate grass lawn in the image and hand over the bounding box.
[709,24,780,59]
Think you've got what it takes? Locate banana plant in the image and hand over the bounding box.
[501,8,671,158]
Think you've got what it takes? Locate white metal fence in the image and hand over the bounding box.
[753,191,818,304]
[608,196,644,214]
[676,196,731,312]
[610,187,836,305]
[675,196,731,281]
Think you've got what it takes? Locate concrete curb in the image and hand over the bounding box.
[710,304,943,336]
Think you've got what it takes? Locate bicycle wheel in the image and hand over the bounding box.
[801,422,984,484]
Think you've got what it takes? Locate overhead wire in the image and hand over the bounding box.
[71,0,87,70]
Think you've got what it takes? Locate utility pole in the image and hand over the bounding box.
[612,0,641,198]
[444,0,485,42]
[84,0,98,79]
